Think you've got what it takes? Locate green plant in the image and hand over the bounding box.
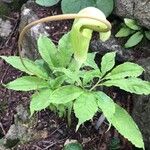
[115,18,150,48]
[35,0,114,17]
[1,7,150,149]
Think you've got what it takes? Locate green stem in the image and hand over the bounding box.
[89,78,101,91]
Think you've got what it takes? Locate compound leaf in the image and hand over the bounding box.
[102,78,150,95]
[125,31,144,48]
[74,92,98,130]
[0,56,48,79]
[6,76,49,91]
[50,85,83,104]
[101,52,116,76]
[30,89,52,115]
[106,103,144,149]
[105,62,144,80]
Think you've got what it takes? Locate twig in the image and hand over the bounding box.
[0,122,6,135]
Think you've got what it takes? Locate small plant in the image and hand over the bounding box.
[36,0,114,17]
[115,18,150,48]
[0,7,150,149]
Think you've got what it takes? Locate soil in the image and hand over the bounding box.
[0,3,142,150]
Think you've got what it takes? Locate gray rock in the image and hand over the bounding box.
[114,0,150,29]
[19,1,48,59]
[132,57,150,149]
[0,18,12,38]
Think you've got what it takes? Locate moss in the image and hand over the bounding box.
[0,2,10,17]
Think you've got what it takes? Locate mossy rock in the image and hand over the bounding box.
[0,2,10,17]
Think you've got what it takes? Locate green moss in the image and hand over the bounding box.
[0,2,10,17]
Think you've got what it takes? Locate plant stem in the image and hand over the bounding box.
[89,78,101,91]
[95,114,105,130]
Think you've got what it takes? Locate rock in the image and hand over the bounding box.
[19,0,48,59]
[0,18,12,38]
[114,0,150,29]
[1,104,48,148]
[132,57,150,149]
[0,2,10,17]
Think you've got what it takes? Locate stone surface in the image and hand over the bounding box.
[90,35,150,62]
[132,57,150,149]
[1,104,48,148]
[19,0,48,59]
[114,0,150,29]
[0,18,12,38]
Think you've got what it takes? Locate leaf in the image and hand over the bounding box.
[106,103,144,149]
[125,31,144,48]
[74,92,98,130]
[6,76,49,91]
[115,26,133,37]
[0,56,48,79]
[100,31,111,42]
[145,31,150,40]
[53,67,80,84]
[56,33,74,67]
[63,142,83,150]
[61,0,96,14]
[36,0,60,7]
[124,18,141,30]
[105,62,144,80]
[84,53,99,69]
[102,78,150,95]
[50,85,83,104]
[38,35,57,68]
[96,0,114,17]
[101,52,116,76]
[49,75,66,90]
[94,91,115,118]
[30,89,52,116]
[82,69,101,85]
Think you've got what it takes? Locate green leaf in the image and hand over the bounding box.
[101,52,116,76]
[115,26,133,37]
[106,103,144,149]
[145,31,150,40]
[36,0,60,7]
[56,32,74,67]
[82,69,101,85]
[6,76,49,91]
[125,31,144,48]
[96,0,114,17]
[49,75,66,90]
[84,53,99,69]
[63,142,83,150]
[0,56,48,79]
[102,78,150,95]
[100,31,111,42]
[61,0,95,14]
[38,35,57,69]
[54,67,80,84]
[105,62,144,80]
[50,85,83,104]
[124,18,141,30]
[30,89,52,115]
[74,92,98,130]
[94,91,115,118]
